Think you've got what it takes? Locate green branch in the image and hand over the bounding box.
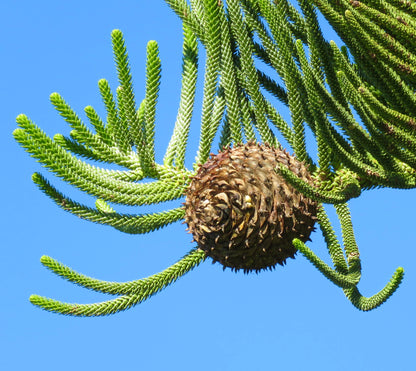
[343,268,404,311]
[276,164,361,204]
[30,249,206,316]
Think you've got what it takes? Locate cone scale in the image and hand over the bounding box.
[185,142,318,273]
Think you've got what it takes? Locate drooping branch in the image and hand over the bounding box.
[30,249,206,316]
[343,268,404,311]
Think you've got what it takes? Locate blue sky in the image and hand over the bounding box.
[2,1,416,370]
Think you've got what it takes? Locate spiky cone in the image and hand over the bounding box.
[184,142,318,273]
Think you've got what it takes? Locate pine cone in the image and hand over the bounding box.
[184,142,318,273]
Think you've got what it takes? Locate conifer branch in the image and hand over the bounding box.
[343,267,404,311]
[164,25,198,168]
[276,164,362,204]
[84,105,113,147]
[293,239,359,288]
[98,78,119,143]
[143,40,161,170]
[30,249,206,316]
[165,0,206,42]
[53,133,103,163]
[317,206,348,274]
[111,30,136,153]
[195,0,222,165]
[32,173,185,234]
[218,5,243,143]
[334,203,361,280]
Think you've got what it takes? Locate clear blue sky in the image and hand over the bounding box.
[2,1,416,370]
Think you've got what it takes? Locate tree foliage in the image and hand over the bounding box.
[14,0,416,315]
